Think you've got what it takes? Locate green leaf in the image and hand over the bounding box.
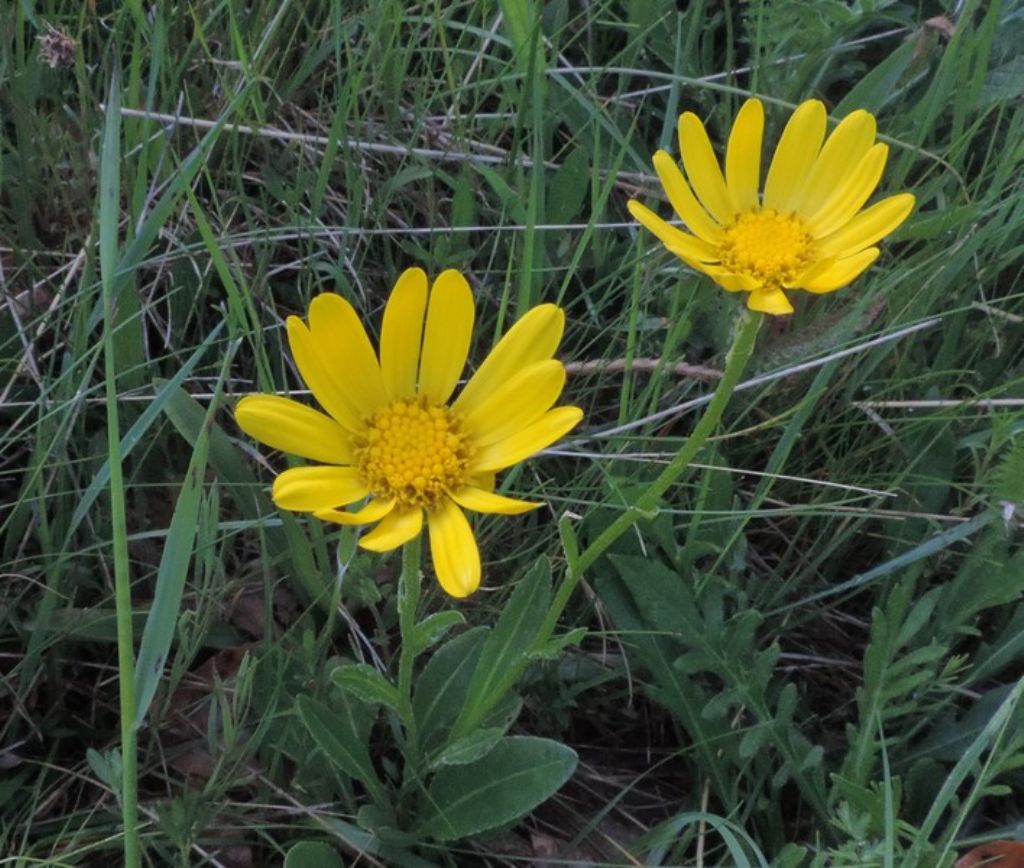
[595,561,732,804]
[86,748,122,794]
[982,55,1024,107]
[415,736,577,841]
[776,843,808,868]
[834,39,919,116]
[331,663,400,712]
[284,841,344,868]
[414,627,489,753]
[469,163,528,224]
[531,626,586,661]
[739,725,770,760]
[356,804,417,849]
[296,695,387,807]
[557,514,580,569]
[302,816,438,868]
[411,610,465,652]
[430,727,504,769]
[450,558,551,740]
[482,691,523,735]
[608,555,695,635]
[547,145,589,225]
[498,0,537,59]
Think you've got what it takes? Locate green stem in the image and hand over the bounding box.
[452,309,764,742]
[538,308,764,644]
[100,67,141,868]
[397,536,422,767]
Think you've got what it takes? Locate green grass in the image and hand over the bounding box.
[3,0,1024,865]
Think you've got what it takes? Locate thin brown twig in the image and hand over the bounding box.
[565,357,722,380]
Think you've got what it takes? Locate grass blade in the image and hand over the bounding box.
[98,62,142,868]
[132,344,236,729]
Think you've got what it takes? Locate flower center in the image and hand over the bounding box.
[354,398,473,509]
[719,209,814,288]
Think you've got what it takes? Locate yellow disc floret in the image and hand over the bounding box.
[719,209,814,288]
[354,398,473,509]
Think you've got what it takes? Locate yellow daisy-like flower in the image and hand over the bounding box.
[628,97,915,315]
[235,268,582,598]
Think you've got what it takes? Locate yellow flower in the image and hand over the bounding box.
[628,98,915,315]
[235,268,582,598]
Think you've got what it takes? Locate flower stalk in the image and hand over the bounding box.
[578,308,763,571]
[397,536,423,767]
[537,308,764,647]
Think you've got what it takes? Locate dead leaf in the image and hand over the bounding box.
[956,841,1024,867]
[228,593,268,640]
[169,742,263,787]
[530,832,560,860]
[170,745,217,780]
[925,15,956,39]
[167,644,256,737]
[213,847,254,868]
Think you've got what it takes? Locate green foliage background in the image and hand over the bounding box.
[2,0,1024,864]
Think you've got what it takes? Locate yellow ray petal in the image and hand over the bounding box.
[627,200,718,262]
[427,499,480,598]
[713,271,763,292]
[454,304,564,417]
[287,317,364,432]
[801,247,880,293]
[763,99,827,212]
[725,98,764,213]
[787,256,837,288]
[666,245,760,291]
[795,109,876,217]
[359,508,423,552]
[380,267,428,400]
[449,486,543,515]
[235,395,352,464]
[806,144,889,237]
[666,235,771,294]
[272,465,368,511]
[307,293,387,419]
[471,472,496,492]
[678,111,735,224]
[460,359,566,446]
[472,406,583,473]
[418,269,475,404]
[815,193,915,260]
[747,288,794,315]
[652,150,723,243]
[315,497,396,526]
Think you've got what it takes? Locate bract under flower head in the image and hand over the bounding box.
[628,98,915,314]
[235,268,582,598]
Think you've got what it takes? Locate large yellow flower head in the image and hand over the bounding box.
[628,97,915,315]
[236,268,582,598]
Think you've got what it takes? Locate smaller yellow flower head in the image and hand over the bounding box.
[235,268,582,598]
[628,98,915,315]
